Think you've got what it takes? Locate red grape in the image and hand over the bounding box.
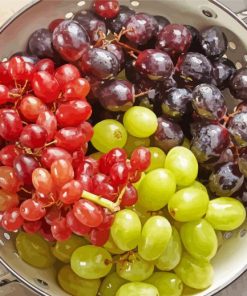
[48,18,64,32]
[32,168,54,195]
[66,210,91,236]
[36,110,57,142]
[0,189,19,211]
[20,199,46,221]
[106,148,127,167]
[78,121,94,142]
[1,207,24,231]
[109,162,129,186]
[55,127,86,152]
[51,159,74,187]
[8,56,34,81]
[84,157,99,174]
[130,147,151,171]
[72,150,85,170]
[93,0,120,19]
[23,220,42,233]
[20,95,47,122]
[92,173,110,187]
[90,228,110,246]
[14,154,40,185]
[0,166,21,193]
[0,61,12,84]
[0,109,23,141]
[19,124,48,149]
[51,217,72,241]
[76,173,93,192]
[45,205,61,226]
[93,183,117,201]
[55,64,80,89]
[41,147,72,169]
[121,183,138,206]
[39,220,55,242]
[0,145,22,166]
[59,180,83,204]
[0,85,10,105]
[35,58,55,74]
[77,161,94,177]
[63,78,90,101]
[97,208,114,230]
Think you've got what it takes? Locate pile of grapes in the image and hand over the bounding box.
[1,0,247,295]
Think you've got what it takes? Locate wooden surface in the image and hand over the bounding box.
[0,1,247,295]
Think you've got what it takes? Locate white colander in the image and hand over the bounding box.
[1,1,247,295]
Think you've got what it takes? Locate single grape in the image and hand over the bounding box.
[185,25,201,52]
[41,147,72,169]
[116,282,159,296]
[109,161,129,185]
[145,272,183,296]
[0,84,10,105]
[164,146,198,187]
[0,189,19,211]
[174,253,213,290]
[229,68,247,101]
[124,134,150,157]
[93,0,119,19]
[205,197,246,231]
[52,20,89,62]
[130,147,151,172]
[19,124,47,149]
[51,159,74,187]
[168,188,209,222]
[153,117,184,153]
[199,26,227,60]
[20,199,46,221]
[71,245,112,279]
[108,5,135,33]
[184,180,207,192]
[0,166,21,193]
[103,234,125,255]
[155,227,182,271]
[51,217,72,241]
[36,110,57,142]
[59,180,83,204]
[137,168,176,211]
[99,272,127,296]
[55,64,80,89]
[138,216,172,261]
[0,61,12,84]
[0,145,21,167]
[48,18,64,32]
[1,207,23,231]
[66,210,91,236]
[8,56,34,81]
[212,58,236,89]
[105,43,125,70]
[111,209,141,251]
[64,77,90,101]
[91,119,127,153]
[0,109,23,141]
[20,95,47,122]
[23,220,42,234]
[16,232,55,268]
[35,58,55,74]
[154,15,170,33]
[14,154,40,185]
[58,265,101,296]
[227,112,247,147]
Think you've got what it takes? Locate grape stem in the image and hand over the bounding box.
[81,186,126,212]
[135,90,152,98]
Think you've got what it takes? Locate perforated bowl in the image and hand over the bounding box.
[1,1,247,295]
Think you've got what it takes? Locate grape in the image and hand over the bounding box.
[135,49,174,80]
[0,166,21,193]
[8,56,34,81]
[55,64,80,89]
[145,272,183,296]
[71,245,112,279]
[191,123,230,163]
[161,88,192,119]
[99,272,127,296]
[155,227,182,271]
[180,219,218,261]
[19,124,47,149]
[130,147,151,172]
[229,68,247,101]
[108,5,135,33]
[93,0,119,19]
[156,24,192,57]
[16,232,55,268]
[52,235,87,263]
[51,159,74,187]
[0,145,21,167]
[105,43,125,70]
[1,207,23,231]
[36,110,57,142]
[55,127,86,152]
[58,265,101,296]
[116,282,159,296]
[64,77,90,101]
[138,216,172,261]
[124,134,150,157]
[0,61,12,84]
[199,26,227,60]
[0,189,19,211]
[121,183,138,206]
[192,84,227,120]
[28,28,55,58]
[174,253,213,290]
[98,80,135,112]
[104,235,125,255]
[91,119,127,153]
[123,106,158,138]
[143,147,165,172]
[35,58,55,74]
[185,180,207,192]
[138,168,176,211]
[111,209,141,251]
[154,15,170,33]
[153,117,184,153]
[168,188,209,222]
[59,180,83,204]
[23,220,42,234]
[238,148,247,177]
[0,109,23,141]
[80,48,120,80]
[177,52,213,85]
[164,146,198,187]
[20,199,46,221]
[52,20,90,62]
[14,154,40,185]
[74,10,107,44]
[209,162,244,196]
[185,25,201,52]
[20,95,47,122]
[205,197,246,231]
[227,112,247,147]
[212,58,236,89]
[51,217,72,241]
[41,147,72,169]
[116,252,154,281]
[66,210,91,236]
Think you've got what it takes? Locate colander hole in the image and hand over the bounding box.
[65,12,74,19]
[201,7,217,19]
[34,278,49,288]
[77,1,86,6]
[131,1,140,7]
[235,62,243,69]
[3,233,10,240]
[240,229,247,237]
[228,41,237,50]
[223,232,233,240]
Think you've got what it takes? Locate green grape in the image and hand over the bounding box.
[146,147,166,172]
[145,272,183,296]
[205,197,246,231]
[52,235,87,263]
[178,180,207,193]
[116,282,159,296]
[123,106,158,138]
[138,216,172,261]
[16,232,55,269]
[58,265,100,296]
[174,253,214,290]
[71,245,112,279]
[124,134,150,156]
[182,138,190,149]
[180,219,218,261]
[104,235,125,255]
[137,168,176,211]
[91,119,127,153]
[90,152,103,160]
[129,204,152,225]
[133,172,145,190]
[116,252,154,281]
[98,272,127,296]
[168,188,209,222]
[164,146,198,187]
[155,227,182,271]
[111,209,142,251]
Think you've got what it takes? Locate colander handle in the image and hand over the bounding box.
[219,0,247,22]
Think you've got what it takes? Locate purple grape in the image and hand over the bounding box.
[177,52,213,86]
[73,10,107,44]
[135,49,174,80]
[80,48,120,80]
[199,26,227,60]
[161,88,192,119]
[158,77,178,91]
[153,117,184,152]
[154,15,170,34]
[28,28,55,59]
[52,20,90,62]
[185,25,201,52]
[192,84,227,120]
[191,123,230,163]
[212,58,236,89]
[108,5,135,34]
[105,43,125,70]
[235,101,247,113]
[227,112,247,147]
[98,79,135,111]
[238,148,247,178]
[209,162,244,196]
[229,68,247,101]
